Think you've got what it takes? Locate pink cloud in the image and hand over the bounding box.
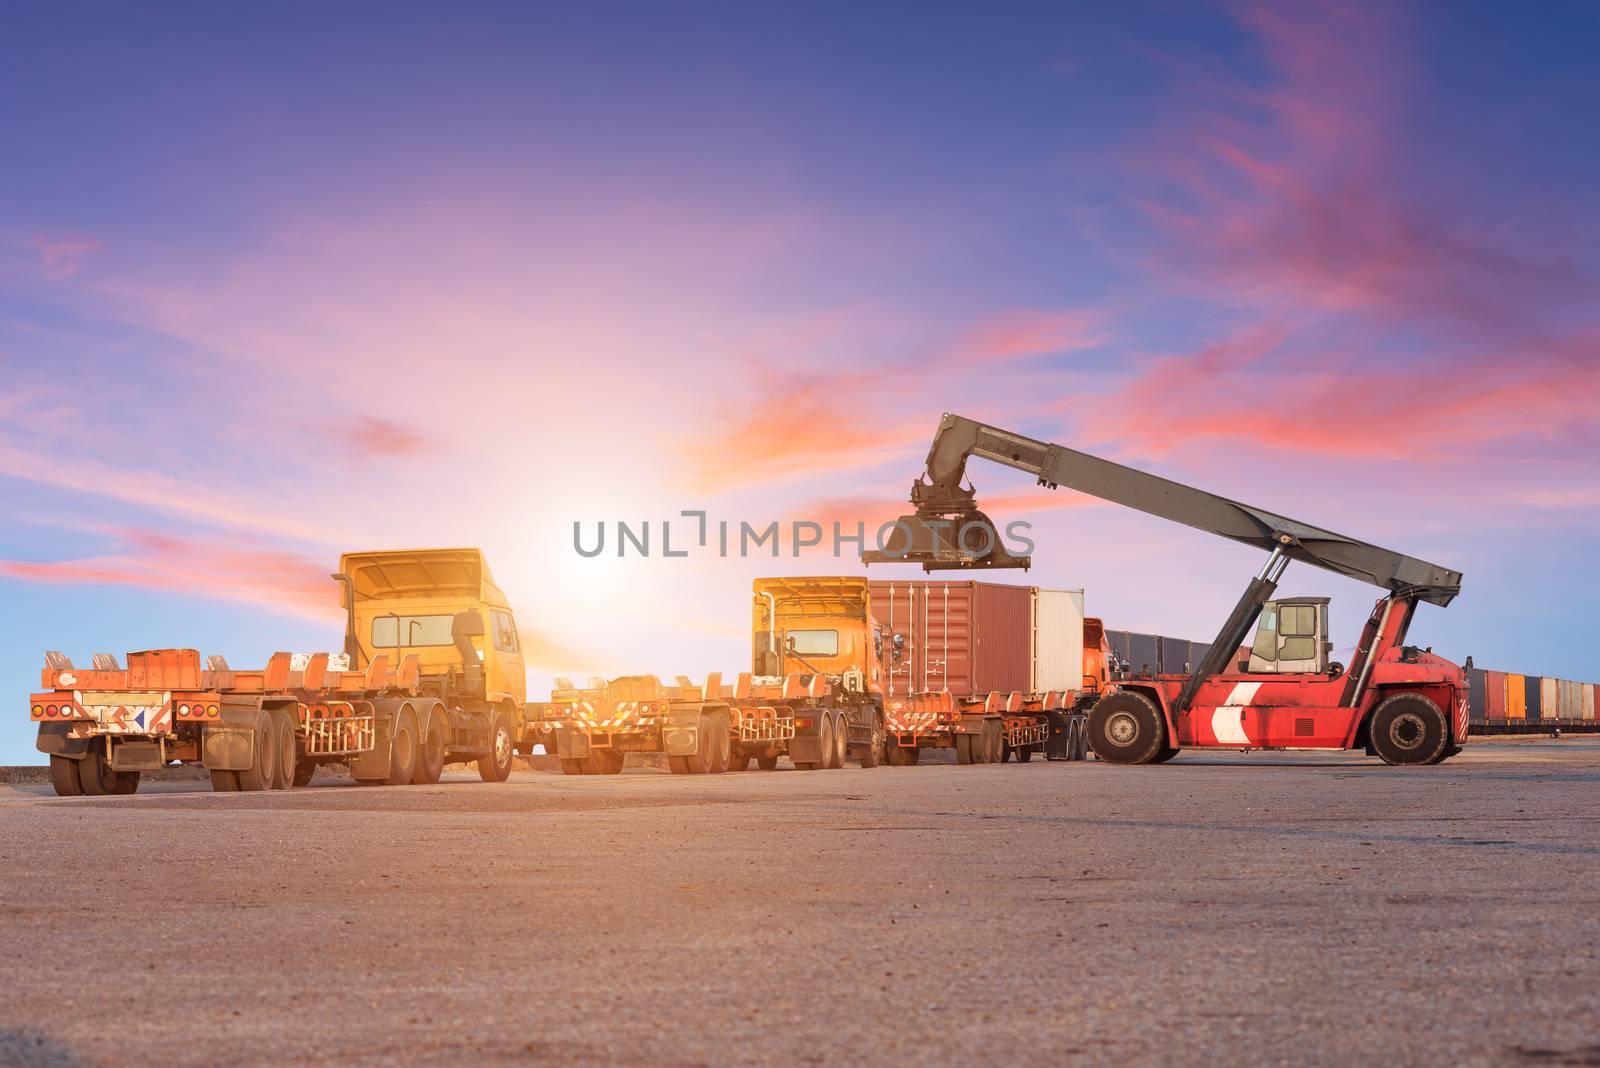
[332,416,430,459]
[30,233,101,278]
[957,309,1104,361]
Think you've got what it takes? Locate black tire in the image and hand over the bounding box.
[111,770,140,795]
[668,755,692,774]
[210,769,240,792]
[49,755,82,797]
[828,712,848,769]
[236,709,274,791]
[886,741,915,767]
[711,714,732,773]
[271,707,296,790]
[385,712,419,786]
[1016,745,1033,763]
[1087,691,1166,765]
[1150,745,1180,763]
[755,754,780,771]
[687,718,715,774]
[858,714,884,768]
[412,712,446,785]
[292,760,317,788]
[955,733,978,765]
[600,749,625,774]
[77,748,115,796]
[477,714,515,782]
[561,759,586,775]
[806,713,834,772]
[1000,742,1013,763]
[1368,692,1449,766]
[729,752,753,772]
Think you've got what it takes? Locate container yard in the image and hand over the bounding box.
[7,4,1598,1064]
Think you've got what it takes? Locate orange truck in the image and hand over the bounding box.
[870,580,1112,764]
[29,549,533,795]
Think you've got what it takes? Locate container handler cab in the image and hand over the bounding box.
[865,413,1468,766]
[31,548,529,795]
[543,576,889,773]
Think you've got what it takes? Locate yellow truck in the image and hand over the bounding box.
[30,548,533,794]
[543,577,891,773]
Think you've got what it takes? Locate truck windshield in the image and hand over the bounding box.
[785,629,839,656]
[372,615,455,648]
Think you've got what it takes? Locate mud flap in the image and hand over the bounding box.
[109,739,165,772]
[35,722,89,759]
[787,736,824,765]
[557,729,592,759]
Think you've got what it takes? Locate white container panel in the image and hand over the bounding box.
[1031,588,1085,694]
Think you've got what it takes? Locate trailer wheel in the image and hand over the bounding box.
[385,711,419,786]
[210,769,240,792]
[955,733,978,765]
[599,749,625,775]
[1369,692,1448,766]
[729,752,752,772]
[292,760,317,788]
[986,720,1004,763]
[1087,692,1166,765]
[686,717,715,774]
[49,755,82,797]
[668,755,692,775]
[477,714,515,782]
[412,713,447,785]
[1016,744,1033,763]
[270,708,296,790]
[755,754,780,771]
[236,709,275,791]
[561,759,586,775]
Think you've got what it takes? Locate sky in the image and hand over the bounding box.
[2,1,1597,762]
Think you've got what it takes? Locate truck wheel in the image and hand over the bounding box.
[236,709,275,791]
[828,712,848,769]
[210,769,240,792]
[561,759,586,775]
[271,708,296,790]
[292,760,317,788]
[1369,692,1448,766]
[796,713,832,772]
[858,714,884,768]
[1087,692,1165,765]
[384,711,418,786]
[111,770,140,795]
[755,754,780,771]
[49,755,82,797]
[1016,744,1033,763]
[711,714,732,773]
[411,714,446,785]
[729,752,752,772]
[477,714,515,782]
[985,720,1003,763]
[668,755,692,774]
[599,749,625,774]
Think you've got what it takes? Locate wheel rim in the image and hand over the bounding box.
[1106,711,1140,747]
[1388,712,1426,751]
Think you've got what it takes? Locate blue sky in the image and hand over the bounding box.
[2,1,1597,761]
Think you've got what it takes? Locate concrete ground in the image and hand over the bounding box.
[1,739,1598,1067]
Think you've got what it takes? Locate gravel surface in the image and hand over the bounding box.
[2,739,1598,1067]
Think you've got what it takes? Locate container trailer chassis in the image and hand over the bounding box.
[882,688,1089,765]
[543,672,886,774]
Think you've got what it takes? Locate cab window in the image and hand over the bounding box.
[372,614,454,648]
[490,610,520,654]
[786,629,839,656]
[1250,606,1279,663]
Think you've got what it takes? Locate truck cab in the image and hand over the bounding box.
[750,577,889,699]
[336,548,526,708]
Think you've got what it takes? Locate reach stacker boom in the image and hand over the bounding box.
[864,413,1468,765]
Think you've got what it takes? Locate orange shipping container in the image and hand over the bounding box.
[1505,674,1526,720]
